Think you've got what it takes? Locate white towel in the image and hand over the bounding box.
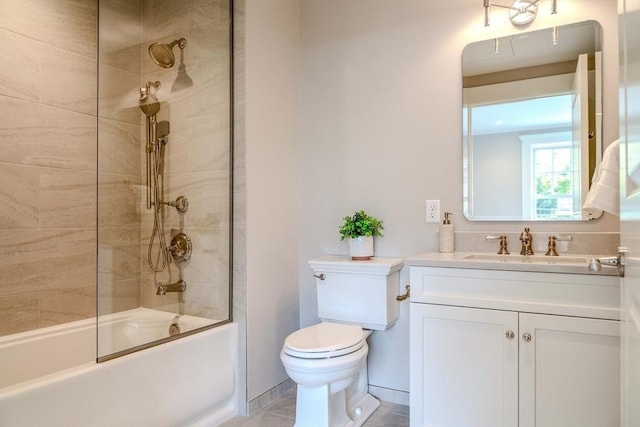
[583,139,619,217]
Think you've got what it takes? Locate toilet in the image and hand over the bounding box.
[280,255,404,427]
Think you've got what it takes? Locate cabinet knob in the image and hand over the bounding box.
[505,330,515,340]
[522,332,532,342]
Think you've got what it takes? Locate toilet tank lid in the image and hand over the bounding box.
[285,322,364,354]
[308,256,403,275]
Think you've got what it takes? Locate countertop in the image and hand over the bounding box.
[405,252,619,276]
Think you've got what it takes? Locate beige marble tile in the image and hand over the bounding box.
[99,118,142,176]
[181,281,229,320]
[40,44,97,115]
[39,168,96,229]
[161,117,189,178]
[98,63,142,125]
[0,96,96,171]
[98,227,141,279]
[160,57,230,122]
[0,0,97,59]
[167,170,230,228]
[0,294,39,337]
[188,0,231,63]
[38,284,96,327]
[0,228,95,297]
[0,29,40,101]
[98,172,142,228]
[188,112,231,172]
[0,163,96,229]
[0,163,40,229]
[99,0,142,74]
[97,273,140,316]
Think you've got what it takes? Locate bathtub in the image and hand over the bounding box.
[0,308,238,427]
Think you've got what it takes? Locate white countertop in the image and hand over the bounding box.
[405,252,619,276]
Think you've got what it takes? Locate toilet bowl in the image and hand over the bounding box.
[282,256,404,427]
[280,322,379,427]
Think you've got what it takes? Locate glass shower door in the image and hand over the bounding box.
[97,0,232,360]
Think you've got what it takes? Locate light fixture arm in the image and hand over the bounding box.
[484,0,556,27]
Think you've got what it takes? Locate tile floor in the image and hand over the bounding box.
[220,388,410,427]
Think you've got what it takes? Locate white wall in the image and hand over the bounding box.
[245,0,300,402]
[299,0,619,395]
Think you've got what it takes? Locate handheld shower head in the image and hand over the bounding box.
[139,81,160,116]
[148,38,187,68]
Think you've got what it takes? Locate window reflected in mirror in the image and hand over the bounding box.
[462,20,603,221]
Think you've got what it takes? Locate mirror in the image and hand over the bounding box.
[462,20,603,221]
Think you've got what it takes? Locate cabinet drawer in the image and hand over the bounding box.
[410,267,619,320]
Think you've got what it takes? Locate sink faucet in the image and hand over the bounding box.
[545,236,558,256]
[519,227,534,256]
[156,279,187,295]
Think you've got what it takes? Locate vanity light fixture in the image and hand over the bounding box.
[483,0,558,27]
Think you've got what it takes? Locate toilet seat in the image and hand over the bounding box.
[283,322,365,359]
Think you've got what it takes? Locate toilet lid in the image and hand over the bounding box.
[284,322,365,359]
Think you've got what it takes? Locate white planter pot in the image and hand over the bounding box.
[348,236,374,260]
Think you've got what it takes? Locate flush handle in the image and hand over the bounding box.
[396,285,410,301]
[313,273,325,280]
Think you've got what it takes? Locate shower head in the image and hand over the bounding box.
[148,38,187,68]
[139,82,160,116]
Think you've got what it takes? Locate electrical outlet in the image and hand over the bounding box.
[426,200,440,223]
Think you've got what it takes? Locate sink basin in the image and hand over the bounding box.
[463,254,589,264]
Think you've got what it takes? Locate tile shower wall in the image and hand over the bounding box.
[1,0,231,337]
[97,0,143,316]
[0,1,97,336]
[138,0,231,320]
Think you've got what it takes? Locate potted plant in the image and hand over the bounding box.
[338,210,384,260]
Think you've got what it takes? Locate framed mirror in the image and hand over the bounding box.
[462,20,603,221]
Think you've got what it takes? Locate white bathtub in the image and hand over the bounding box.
[0,309,238,427]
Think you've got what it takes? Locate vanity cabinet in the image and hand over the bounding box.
[408,265,620,427]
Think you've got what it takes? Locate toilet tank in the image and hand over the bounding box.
[308,256,404,331]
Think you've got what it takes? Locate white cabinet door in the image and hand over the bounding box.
[519,313,620,427]
[410,304,519,427]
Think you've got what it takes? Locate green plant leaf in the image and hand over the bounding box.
[338,210,384,240]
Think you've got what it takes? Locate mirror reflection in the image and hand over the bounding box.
[462,20,603,221]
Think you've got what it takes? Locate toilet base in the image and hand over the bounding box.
[293,386,379,427]
[346,392,380,427]
[292,357,380,427]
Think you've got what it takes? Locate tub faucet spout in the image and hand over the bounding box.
[156,279,187,295]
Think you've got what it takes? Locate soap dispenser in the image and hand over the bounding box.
[439,212,454,253]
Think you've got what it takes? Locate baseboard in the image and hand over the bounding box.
[247,378,296,415]
[368,385,410,406]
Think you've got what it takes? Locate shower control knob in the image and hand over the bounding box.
[169,233,192,263]
[168,195,189,214]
